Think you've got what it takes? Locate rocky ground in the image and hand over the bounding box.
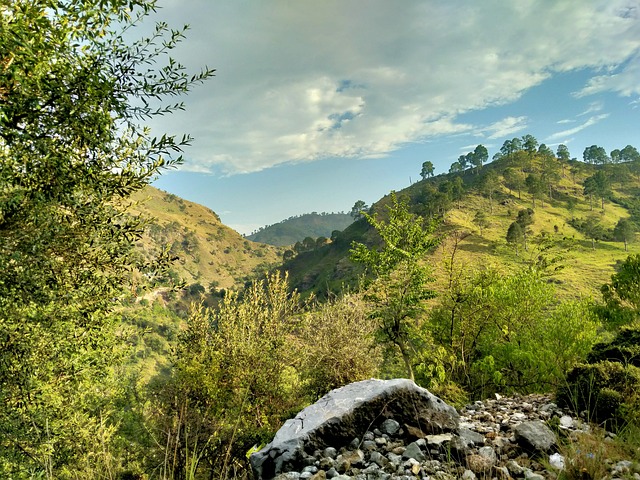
[272,393,640,480]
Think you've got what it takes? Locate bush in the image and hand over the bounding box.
[588,325,640,367]
[300,294,381,399]
[557,361,640,429]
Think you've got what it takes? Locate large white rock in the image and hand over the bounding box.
[250,378,459,479]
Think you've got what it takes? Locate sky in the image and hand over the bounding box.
[142,1,640,235]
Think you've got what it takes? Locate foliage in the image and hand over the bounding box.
[350,192,439,380]
[0,0,212,475]
[427,265,600,399]
[153,272,307,479]
[420,160,435,179]
[601,254,640,318]
[558,361,640,429]
[299,293,382,399]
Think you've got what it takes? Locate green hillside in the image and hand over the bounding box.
[130,186,284,291]
[281,143,640,301]
[246,212,354,246]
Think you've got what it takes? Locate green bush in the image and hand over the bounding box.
[557,361,640,428]
[587,325,640,367]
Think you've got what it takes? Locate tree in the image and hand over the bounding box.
[350,200,369,220]
[0,1,213,473]
[583,145,609,164]
[506,222,524,255]
[583,216,606,250]
[503,167,525,199]
[457,154,470,171]
[557,144,571,162]
[583,170,611,210]
[473,211,489,236]
[620,145,640,163]
[525,173,546,208]
[479,169,500,214]
[613,218,636,252]
[557,144,570,177]
[449,160,463,174]
[602,254,640,316]
[421,160,435,180]
[350,192,439,380]
[522,134,539,158]
[471,144,488,173]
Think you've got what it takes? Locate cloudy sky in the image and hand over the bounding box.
[145,1,640,235]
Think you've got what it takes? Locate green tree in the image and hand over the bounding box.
[602,254,640,316]
[449,160,463,174]
[473,210,489,236]
[350,200,368,220]
[613,218,636,252]
[506,221,524,256]
[583,145,609,164]
[620,145,640,163]
[503,167,525,199]
[583,216,606,250]
[584,170,611,210]
[350,192,439,380]
[471,144,488,173]
[525,173,546,208]
[557,144,570,177]
[0,0,212,474]
[522,134,539,158]
[421,160,435,180]
[479,169,500,214]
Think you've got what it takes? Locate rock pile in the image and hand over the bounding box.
[251,379,640,480]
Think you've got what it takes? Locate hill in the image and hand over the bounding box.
[281,144,640,301]
[246,212,354,246]
[130,186,284,291]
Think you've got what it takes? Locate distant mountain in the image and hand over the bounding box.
[131,186,284,290]
[281,154,640,300]
[246,212,354,246]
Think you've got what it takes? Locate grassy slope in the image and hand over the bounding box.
[283,160,640,300]
[247,212,354,246]
[130,186,284,290]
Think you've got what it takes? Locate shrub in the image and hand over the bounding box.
[587,325,640,367]
[557,361,640,428]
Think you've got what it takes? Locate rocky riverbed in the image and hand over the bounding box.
[262,390,640,480]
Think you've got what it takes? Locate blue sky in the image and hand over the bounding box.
[146,1,640,235]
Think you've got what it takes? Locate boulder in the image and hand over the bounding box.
[250,378,459,479]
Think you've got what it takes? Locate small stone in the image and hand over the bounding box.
[318,457,334,470]
[478,446,497,464]
[402,441,426,462]
[325,467,338,478]
[374,437,387,446]
[310,471,326,480]
[410,462,421,475]
[275,473,300,480]
[549,452,565,470]
[349,438,360,449]
[559,415,574,429]
[493,466,510,479]
[300,472,313,479]
[426,433,453,447]
[369,451,390,468]
[523,469,545,480]
[386,452,403,466]
[361,440,377,451]
[323,447,337,459]
[506,459,524,475]
[461,469,477,480]
[363,431,375,441]
[380,418,401,436]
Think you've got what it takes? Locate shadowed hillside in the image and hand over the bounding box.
[247,212,354,246]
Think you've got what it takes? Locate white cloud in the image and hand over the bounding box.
[145,0,640,174]
[484,116,529,140]
[546,114,610,141]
